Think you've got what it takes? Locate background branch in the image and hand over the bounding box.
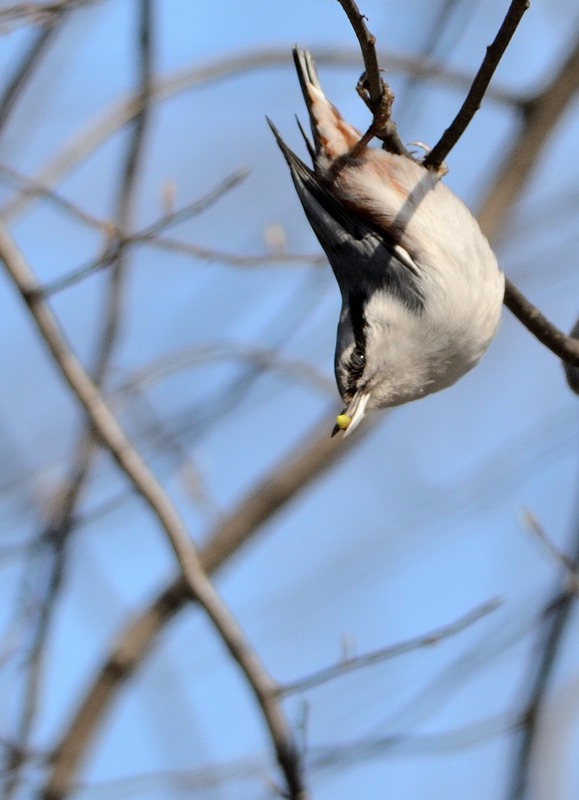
[42,415,375,799]
[0,224,306,799]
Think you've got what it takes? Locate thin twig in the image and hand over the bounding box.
[335,0,409,155]
[40,169,249,296]
[92,0,153,383]
[423,0,530,170]
[41,416,375,800]
[508,492,579,800]
[522,511,579,597]
[0,163,108,230]
[5,44,520,221]
[0,225,308,800]
[0,10,67,137]
[2,6,156,796]
[115,342,334,398]
[473,37,579,371]
[279,599,500,696]
[335,0,381,105]
[146,236,327,268]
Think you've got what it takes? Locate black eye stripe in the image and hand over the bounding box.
[345,292,367,394]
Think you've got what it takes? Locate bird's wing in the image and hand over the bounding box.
[268,118,425,313]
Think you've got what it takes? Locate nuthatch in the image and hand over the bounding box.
[268,47,504,435]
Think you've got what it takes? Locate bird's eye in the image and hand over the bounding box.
[348,346,365,383]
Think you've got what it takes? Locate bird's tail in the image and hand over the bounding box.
[292,46,360,161]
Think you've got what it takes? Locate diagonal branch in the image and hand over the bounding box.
[0,226,306,799]
[423,0,530,171]
[3,6,158,797]
[0,46,523,222]
[475,36,579,370]
[279,599,500,696]
[508,493,579,800]
[41,416,375,800]
[503,280,579,365]
[0,8,69,137]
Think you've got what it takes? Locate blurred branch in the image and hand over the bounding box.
[2,4,155,795]
[40,169,250,295]
[42,415,376,800]
[508,494,579,800]
[0,7,68,137]
[423,0,529,171]
[309,714,515,774]
[0,225,307,800]
[279,599,500,696]
[146,236,326,268]
[0,163,107,230]
[115,342,334,398]
[0,46,523,221]
[92,0,153,382]
[477,37,579,241]
[0,0,96,26]
[522,511,579,596]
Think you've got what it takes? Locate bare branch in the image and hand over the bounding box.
[508,495,579,800]
[473,36,579,371]
[522,511,579,596]
[335,0,409,155]
[42,414,376,800]
[279,599,500,696]
[424,0,530,171]
[503,279,579,366]
[115,342,334,398]
[0,9,68,137]
[40,169,249,296]
[2,46,524,222]
[146,236,326,268]
[0,163,108,230]
[0,222,307,799]
[335,0,381,105]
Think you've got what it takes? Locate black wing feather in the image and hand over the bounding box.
[267,117,425,313]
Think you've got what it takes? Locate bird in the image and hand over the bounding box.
[268,47,504,436]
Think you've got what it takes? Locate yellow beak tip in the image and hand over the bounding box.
[335,414,351,431]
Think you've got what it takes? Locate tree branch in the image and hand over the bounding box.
[0,224,307,800]
[336,0,409,155]
[0,8,68,137]
[41,415,375,800]
[474,36,579,371]
[0,46,523,222]
[423,0,529,171]
[279,599,499,696]
[503,279,579,366]
[508,494,579,800]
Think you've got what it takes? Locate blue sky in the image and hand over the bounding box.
[0,1,578,798]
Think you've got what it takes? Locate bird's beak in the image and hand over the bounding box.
[332,390,371,437]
